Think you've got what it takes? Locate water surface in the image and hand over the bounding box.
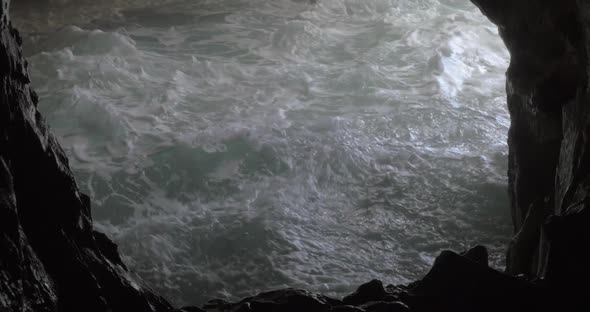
[21,0,510,306]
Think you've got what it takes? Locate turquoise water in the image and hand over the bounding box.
[24,0,510,306]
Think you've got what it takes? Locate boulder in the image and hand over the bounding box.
[409,250,548,312]
[342,280,387,306]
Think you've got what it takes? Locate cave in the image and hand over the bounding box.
[2,0,590,311]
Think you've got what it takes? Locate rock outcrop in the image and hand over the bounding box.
[0,1,174,311]
[471,0,590,296]
[2,0,590,311]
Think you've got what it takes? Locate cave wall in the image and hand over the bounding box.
[472,0,590,288]
[0,0,173,311]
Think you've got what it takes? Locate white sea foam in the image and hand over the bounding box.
[26,0,510,306]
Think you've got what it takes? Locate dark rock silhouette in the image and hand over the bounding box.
[0,1,173,311]
[2,0,590,311]
[471,0,590,296]
[195,248,550,312]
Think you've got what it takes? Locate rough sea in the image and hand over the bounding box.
[18,0,510,306]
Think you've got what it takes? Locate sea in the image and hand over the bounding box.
[16,0,511,306]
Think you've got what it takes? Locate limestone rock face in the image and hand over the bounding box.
[0,0,173,311]
[472,0,590,290]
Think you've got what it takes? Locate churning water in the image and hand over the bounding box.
[21,0,510,306]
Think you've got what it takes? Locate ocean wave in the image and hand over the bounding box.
[26,0,510,306]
